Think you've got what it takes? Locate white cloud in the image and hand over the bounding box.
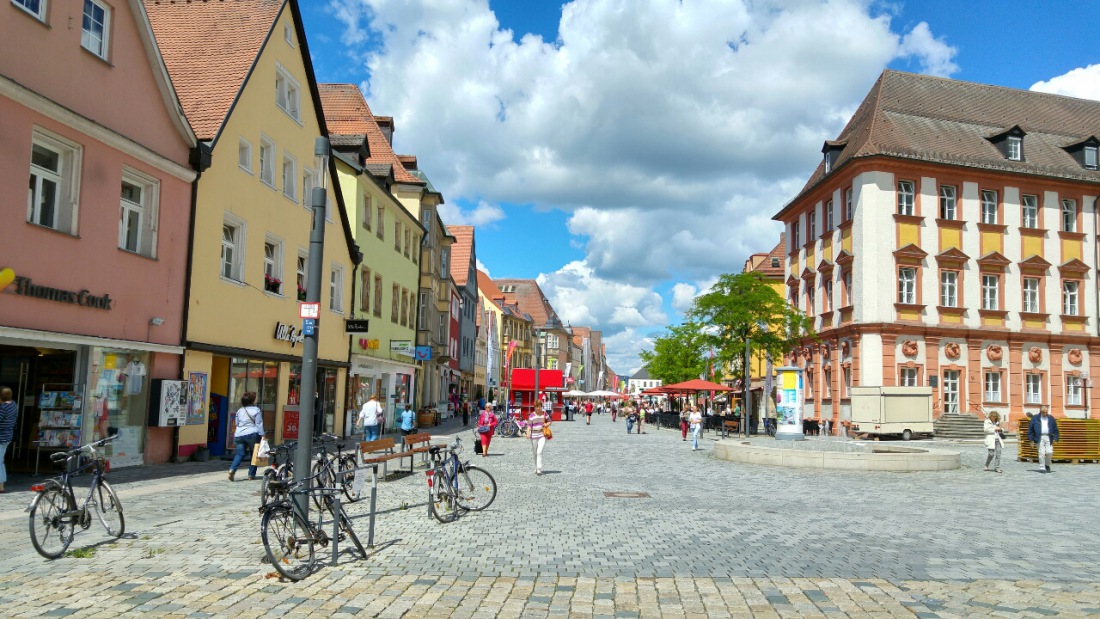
[537,261,667,331]
[896,21,958,77]
[1031,64,1100,101]
[439,199,506,227]
[670,283,697,313]
[475,258,490,277]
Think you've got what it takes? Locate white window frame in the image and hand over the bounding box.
[1067,375,1083,406]
[81,0,111,60]
[825,200,834,232]
[980,190,997,224]
[221,214,246,282]
[1085,146,1098,170]
[263,234,284,295]
[282,153,298,201]
[238,138,253,173]
[13,0,47,21]
[329,264,344,313]
[376,205,385,239]
[418,291,428,330]
[1007,136,1022,161]
[844,188,853,221]
[119,167,159,258]
[1061,199,1077,233]
[939,185,956,220]
[283,23,294,46]
[942,370,960,413]
[984,371,1002,403]
[274,64,301,122]
[302,166,315,209]
[899,367,918,387]
[1022,195,1038,229]
[897,180,915,216]
[1063,280,1079,316]
[296,250,308,299]
[844,271,852,306]
[898,268,916,305]
[359,267,371,312]
[1025,374,1042,405]
[362,192,372,230]
[259,136,276,188]
[981,274,999,310]
[28,129,82,235]
[940,271,957,307]
[808,211,816,238]
[1023,277,1040,313]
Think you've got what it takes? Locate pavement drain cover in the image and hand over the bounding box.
[603,491,650,498]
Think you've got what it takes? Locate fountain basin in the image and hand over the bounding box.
[713,438,960,471]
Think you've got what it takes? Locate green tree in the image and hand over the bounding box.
[686,271,814,377]
[638,321,708,385]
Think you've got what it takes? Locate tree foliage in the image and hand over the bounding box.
[638,322,708,385]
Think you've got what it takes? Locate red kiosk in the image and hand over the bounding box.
[507,369,565,421]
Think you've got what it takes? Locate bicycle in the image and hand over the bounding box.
[426,436,496,523]
[310,434,359,507]
[496,408,527,438]
[260,441,296,508]
[26,435,124,559]
[259,470,367,581]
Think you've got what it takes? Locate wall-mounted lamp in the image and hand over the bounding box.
[149,317,165,326]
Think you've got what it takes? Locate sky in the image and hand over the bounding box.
[300,0,1100,377]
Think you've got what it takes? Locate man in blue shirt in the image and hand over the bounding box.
[1027,405,1060,473]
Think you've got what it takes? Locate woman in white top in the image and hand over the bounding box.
[983,410,1005,473]
[229,392,265,481]
[526,408,550,475]
[689,406,704,451]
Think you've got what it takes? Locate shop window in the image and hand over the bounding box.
[28,129,81,235]
[119,168,159,258]
[89,349,149,466]
[229,359,278,447]
[81,0,111,60]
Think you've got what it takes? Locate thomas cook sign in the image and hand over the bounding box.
[11,276,113,310]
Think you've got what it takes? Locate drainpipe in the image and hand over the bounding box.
[176,144,210,462]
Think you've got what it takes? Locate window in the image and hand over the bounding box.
[262,236,284,294]
[808,211,816,239]
[806,286,815,313]
[412,235,420,264]
[844,188,853,221]
[897,180,915,215]
[1067,375,1083,406]
[28,131,81,234]
[373,275,383,317]
[900,367,918,387]
[1063,280,1079,316]
[13,0,47,21]
[275,65,301,121]
[282,154,297,201]
[942,370,959,413]
[1025,374,1042,405]
[283,24,294,46]
[238,138,253,173]
[404,227,411,258]
[395,220,401,251]
[376,205,384,240]
[359,268,371,312]
[981,274,999,310]
[259,137,276,187]
[296,252,307,299]
[302,166,314,208]
[441,247,450,278]
[1007,136,1022,161]
[401,288,409,327]
[791,220,800,249]
[898,268,916,304]
[825,200,833,232]
[843,367,852,398]
[391,283,400,322]
[81,0,110,59]
[1062,199,1077,232]
[940,271,957,307]
[939,185,956,220]
[221,216,245,281]
[329,265,344,312]
[771,257,780,268]
[984,371,1002,403]
[362,193,372,230]
[823,368,832,398]
[1086,146,1098,170]
[823,279,833,312]
[980,190,998,224]
[1022,195,1038,228]
[119,170,158,257]
[1023,277,1040,313]
[418,291,428,330]
[806,371,814,399]
[844,271,852,306]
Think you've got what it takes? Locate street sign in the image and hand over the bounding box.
[299,302,320,319]
[414,345,432,361]
[302,319,316,336]
[345,319,370,333]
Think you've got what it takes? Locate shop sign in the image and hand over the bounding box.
[283,409,299,440]
[274,322,304,347]
[390,340,413,356]
[358,338,380,350]
[345,319,370,333]
[414,345,432,361]
[11,276,113,310]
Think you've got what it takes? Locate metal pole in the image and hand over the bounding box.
[744,336,751,438]
[293,137,330,520]
[533,332,540,417]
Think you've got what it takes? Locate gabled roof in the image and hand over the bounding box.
[448,225,475,286]
[477,270,504,300]
[145,0,286,141]
[318,83,424,186]
[494,279,564,331]
[777,70,1100,219]
[630,367,652,380]
[744,234,787,277]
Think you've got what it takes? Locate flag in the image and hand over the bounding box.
[505,339,518,368]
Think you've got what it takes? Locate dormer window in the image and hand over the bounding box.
[1007,136,1022,161]
[1086,146,1098,170]
[1064,137,1100,170]
[821,141,845,175]
[771,257,780,268]
[987,126,1026,162]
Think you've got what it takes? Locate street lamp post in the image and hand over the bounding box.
[292,136,330,519]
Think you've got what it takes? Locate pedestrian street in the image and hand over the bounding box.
[0,413,1098,617]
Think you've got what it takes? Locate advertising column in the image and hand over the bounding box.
[775,366,805,441]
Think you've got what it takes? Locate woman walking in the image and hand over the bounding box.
[0,386,18,493]
[477,406,498,457]
[680,407,690,441]
[229,392,264,481]
[399,404,416,436]
[526,406,550,475]
[984,410,1005,473]
[689,406,704,450]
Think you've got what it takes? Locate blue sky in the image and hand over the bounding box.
[301,0,1100,374]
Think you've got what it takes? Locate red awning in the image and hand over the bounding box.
[661,378,736,392]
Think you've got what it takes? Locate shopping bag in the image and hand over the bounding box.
[257,437,271,459]
[250,442,263,467]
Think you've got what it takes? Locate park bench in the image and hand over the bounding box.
[722,419,739,438]
[402,432,435,473]
[359,438,406,477]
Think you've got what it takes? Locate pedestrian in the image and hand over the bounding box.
[638,403,647,434]
[399,404,416,436]
[610,403,617,422]
[626,406,638,434]
[477,406,498,457]
[584,400,593,425]
[680,407,689,441]
[526,403,549,475]
[229,391,264,482]
[358,393,383,442]
[983,410,1005,473]
[1027,405,1060,473]
[0,386,17,493]
[689,406,704,450]
[462,400,470,427]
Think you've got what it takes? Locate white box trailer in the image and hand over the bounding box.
[849,386,934,440]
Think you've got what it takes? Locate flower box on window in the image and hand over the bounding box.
[264,274,282,295]
[297,284,307,301]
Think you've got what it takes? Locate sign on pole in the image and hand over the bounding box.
[344,319,370,333]
[299,302,320,319]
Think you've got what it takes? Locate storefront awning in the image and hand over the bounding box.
[0,326,184,355]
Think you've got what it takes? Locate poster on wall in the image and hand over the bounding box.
[187,372,208,425]
[111,426,143,468]
[283,409,300,440]
[775,366,804,439]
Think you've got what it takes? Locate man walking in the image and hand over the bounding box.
[1027,405,1060,473]
[358,394,383,442]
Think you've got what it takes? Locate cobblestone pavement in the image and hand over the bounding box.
[0,414,1098,617]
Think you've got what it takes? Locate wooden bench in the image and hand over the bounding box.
[402,432,435,472]
[722,419,739,438]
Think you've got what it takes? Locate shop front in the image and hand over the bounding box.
[347,347,416,436]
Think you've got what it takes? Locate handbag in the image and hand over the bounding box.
[477,424,491,434]
[543,424,553,440]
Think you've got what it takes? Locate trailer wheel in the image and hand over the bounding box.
[902,429,912,441]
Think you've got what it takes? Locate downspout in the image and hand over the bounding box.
[177,143,210,462]
[1090,196,1098,420]
[412,230,429,412]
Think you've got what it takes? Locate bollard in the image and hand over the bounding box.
[425,470,434,519]
[368,464,378,548]
[331,495,341,566]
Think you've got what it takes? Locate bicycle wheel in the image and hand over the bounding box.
[29,486,75,560]
[93,480,125,538]
[260,469,278,507]
[338,512,367,559]
[338,454,360,503]
[429,471,458,523]
[261,504,316,581]
[499,421,516,438]
[454,465,496,511]
[310,459,333,510]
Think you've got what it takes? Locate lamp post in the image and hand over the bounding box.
[292,136,330,518]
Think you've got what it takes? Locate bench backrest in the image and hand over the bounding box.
[724,420,739,428]
[404,432,432,448]
[360,438,396,456]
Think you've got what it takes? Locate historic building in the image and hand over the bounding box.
[447,226,478,400]
[775,70,1100,429]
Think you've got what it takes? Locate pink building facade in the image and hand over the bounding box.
[0,0,197,468]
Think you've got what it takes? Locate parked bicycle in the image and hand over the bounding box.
[426,436,497,523]
[310,434,359,507]
[259,470,366,581]
[496,408,528,438]
[260,440,296,507]
[27,435,124,559]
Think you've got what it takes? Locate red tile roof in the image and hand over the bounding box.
[448,225,474,286]
[494,279,562,330]
[144,0,285,141]
[318,83,423,186]
[476,270,504,300]
[744,234,786,278]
